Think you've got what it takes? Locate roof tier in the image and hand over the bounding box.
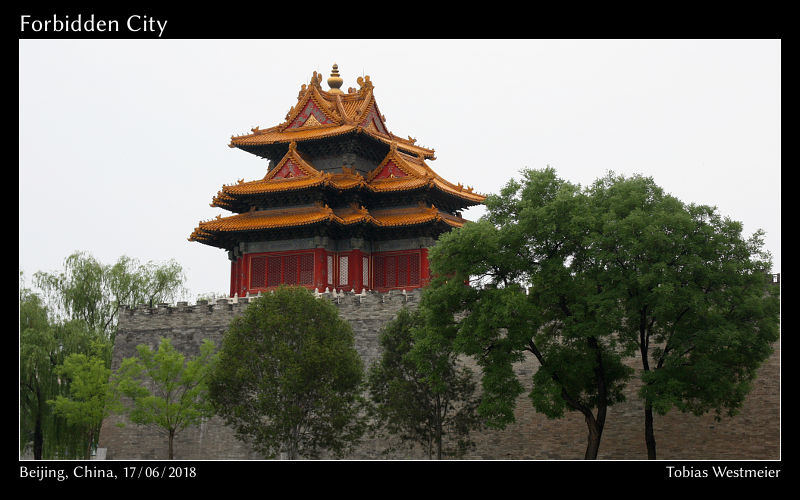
[189,202,465,250]
[229,71,435,161]
[212,142,485,213]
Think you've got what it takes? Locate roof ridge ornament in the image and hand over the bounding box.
[310,71,323,89]
[327,63,344,94]
[356,75,372,90]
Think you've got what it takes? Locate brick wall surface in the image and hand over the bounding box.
[97,290,780,460]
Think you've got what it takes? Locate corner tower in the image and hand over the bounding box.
[189,65,485,297]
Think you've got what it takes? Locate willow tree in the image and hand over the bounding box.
[22,252,186,458]
[20,286,95,459]
[34,252,186,346]
[49,346,121,459]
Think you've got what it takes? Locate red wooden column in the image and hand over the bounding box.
[241,256,249,297]
[235,258,242,296]
[420,247,430,286]
[230,260,236,297]
[231,258,240,297]
[350,249,364,293]
[235,257,245,297]
[314,248,327,290]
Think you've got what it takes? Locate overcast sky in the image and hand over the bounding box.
[19,39,781,300]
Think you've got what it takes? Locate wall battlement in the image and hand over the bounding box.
[99,288,780,460]
[121,288,422,317]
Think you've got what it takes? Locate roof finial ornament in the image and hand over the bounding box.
[327,63,344,94]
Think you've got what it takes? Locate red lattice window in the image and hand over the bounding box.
[299,254,314,285]
[267,257,281,287]
[250,256,266,288]
[410,255,420,285]
[374,256,384,289]
[249,253,316,289]
[385,256,396,288]
[374,252,421,290]
[398,255,409,287]
[285,256,299,285]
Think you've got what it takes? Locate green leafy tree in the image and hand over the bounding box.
[426,167,779,459]
[114,338,217,459]
[584,172,780,458]
[22,252,186,458]
[34,251,186,345]
[49,344,121,459]
[367,308,483,459]
[422,168,633,459]
[208,286,365,459]
[20,283,96,459]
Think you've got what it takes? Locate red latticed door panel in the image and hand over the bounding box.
[249,252,315,291]
[284,255,299,285]
[299,253,314,285]
[397,255,409,287]
[385,256,396,288]
[374,256,384,289]
[250,256,267,289]
[409,254,420,286]
[267,256,282,287]
[373,251,422,290]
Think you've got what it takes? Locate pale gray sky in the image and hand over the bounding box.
[19,39,781,299]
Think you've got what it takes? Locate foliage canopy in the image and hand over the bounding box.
[422,167,778,459]
[33,251,186,345]
[114,337,218,459]
[208,286,365,459]
[367,308,483,459]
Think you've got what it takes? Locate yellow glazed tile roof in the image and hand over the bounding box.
[189,203,465,243]
[228,70,435,159]
[365,146,486,203]
[369,205,466,228]
[213,140,485,209]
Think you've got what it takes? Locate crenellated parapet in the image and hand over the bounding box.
[119,288,422,319]
[113,288,423,370]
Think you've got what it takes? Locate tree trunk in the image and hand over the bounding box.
[85,432,93,460]
[435,396,443,460]
[583,425,601,460]
[644,402,657,459]
[33,415,43,460]
[584,418,602,460]
[282,434,298,459]
[639,313,657,459]
[168,429,175,459]
[584,336,607,460]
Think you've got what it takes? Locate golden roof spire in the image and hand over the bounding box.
[327,63,344,94]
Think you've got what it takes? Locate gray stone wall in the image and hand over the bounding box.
[98,290,422,460]
[97,290,781,460]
